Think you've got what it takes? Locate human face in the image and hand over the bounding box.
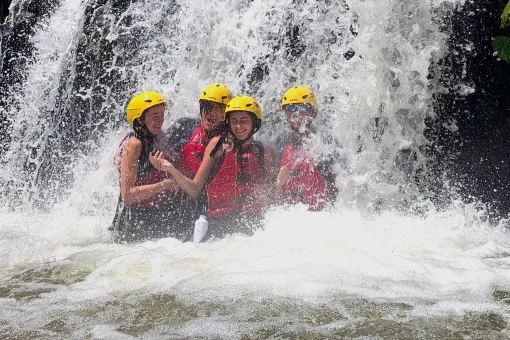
[283,103,316,134]
[201,102,225,132]
[143,104,165,135]
[229,111,253,141]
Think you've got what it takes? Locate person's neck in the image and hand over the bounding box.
[202,124,224,138]
[230,136,253,152]
[240,138,253,148]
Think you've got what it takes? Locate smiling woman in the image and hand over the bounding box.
[229,111,253,141]
[150,95,277,240]
[141,105,165,135]
[111,91,188,243]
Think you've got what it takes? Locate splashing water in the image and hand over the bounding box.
[3,0,510,338]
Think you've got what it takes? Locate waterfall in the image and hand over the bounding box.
[0,0,463,212]
[6,2,510,339]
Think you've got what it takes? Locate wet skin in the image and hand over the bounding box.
[142,104,166,135]
[228,111,253,141]
[283,106,316,134]
[201,103,225,132]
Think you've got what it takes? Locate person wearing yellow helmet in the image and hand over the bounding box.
[174,84,233,177]
[150,95,276,240]
[111,91,185,243]
[280,85,318,134]
[152,84,234,232]
[275,86,342,211]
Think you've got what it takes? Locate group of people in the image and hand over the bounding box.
[110,84,342,243]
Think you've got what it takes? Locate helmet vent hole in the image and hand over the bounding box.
[301,95,308,100]
[246,103,252,107]
[144,99,152,103]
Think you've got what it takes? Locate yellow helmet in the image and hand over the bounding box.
[126,91,166,128]
[225,96,262,120]
[199,84,233,105]
[281,86,318,111]
[225,95,262,134]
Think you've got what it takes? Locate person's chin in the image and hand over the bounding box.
[150,127,162,135]
[235,132,248,140]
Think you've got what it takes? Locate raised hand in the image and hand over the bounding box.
[276,165,290,191]
[149,150,174,172]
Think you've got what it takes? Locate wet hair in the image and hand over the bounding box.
[200,99,228,136]
[199,100,227,117]
[132,110,154,145]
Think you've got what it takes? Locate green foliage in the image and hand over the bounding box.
[502,0,510,28]
[493,0,510,62]
[493,36,510,62]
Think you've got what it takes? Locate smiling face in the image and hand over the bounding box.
[228,111,253,141]
[141,104,165,135]
[201,102,226,132]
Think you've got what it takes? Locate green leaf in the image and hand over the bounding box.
[502,0,510,28]
[493,36,510,62]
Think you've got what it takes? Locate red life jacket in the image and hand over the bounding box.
[207,143,265,216]
[280,144,329,211]
[178,125,208,177]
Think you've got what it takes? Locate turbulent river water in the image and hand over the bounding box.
[2,0,510,339]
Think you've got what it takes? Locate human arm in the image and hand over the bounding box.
[275,144,295,197]
[120,137,177,205]
[263,146,277,182]
[275,165,290,196]
[247,145,279,207]
[259,146,280,205]
[150,136,223,199]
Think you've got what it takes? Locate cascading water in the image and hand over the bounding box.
[2,0,510,338]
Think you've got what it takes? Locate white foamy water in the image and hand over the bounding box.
[2,203,510,337]
[3,0,509,338]
[3,202,510,303]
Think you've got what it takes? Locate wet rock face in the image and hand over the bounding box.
[0,0,134,158]
[428,0,510,217]
[0,1,10,23]
[0,0,61,156]
[0,0,137,206]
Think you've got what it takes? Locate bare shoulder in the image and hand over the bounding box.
[123,137,142,156]
[125,137,142,148]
